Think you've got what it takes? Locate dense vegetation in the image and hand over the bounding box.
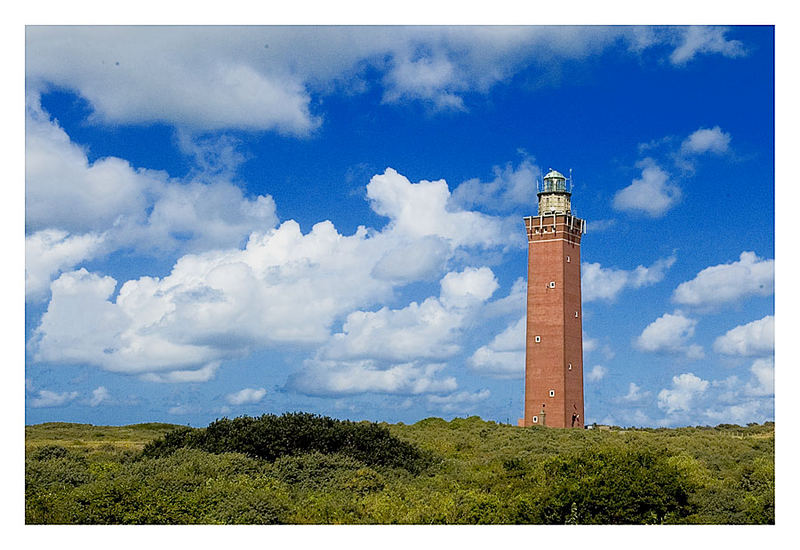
[25,415,774,525]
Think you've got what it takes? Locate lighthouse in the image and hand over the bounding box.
[519,169,586,428]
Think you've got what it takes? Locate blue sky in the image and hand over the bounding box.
[24,25,775,428]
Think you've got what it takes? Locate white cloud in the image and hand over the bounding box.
[620,382,651,402]
[287,360,457,397]
[482,277,526,318]
[30,389,79,408]
[582,255,675,302]
[29,170,512,382]
[382,52,465,110]
[613,158,681,217]
[25,98,161,234]
[321,267,497,363]
[371,236,450,283]
[88,386,111,407]
[586,219,617,232]
[426,389,491,413]
[324,299,463,362]
[449,158,540,212]
[616,409,652,427]
[673,252,774,308]
[680,126,731,155]
[439,266,499,308]
[650,363,773,426]
[25,229,106,301]
[657,373,709,414]
[226,387,267,405]
[27,27,740,134]
[745,358,774,397]
[25,99,280,298]
[140,363,221,384]
[468,316,526,378]
[713,315,774,357]
[702,401,766,425]
[583,335,616,360]
[167,404,199,416]
[669,26,746,66]
[587,365,608,382]
[25,101,279,247]
[367,168,512,249]
[636,311,704,359]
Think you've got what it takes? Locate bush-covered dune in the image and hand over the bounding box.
[25,414,774,525]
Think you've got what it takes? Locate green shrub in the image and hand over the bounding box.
[525,448,696,524]
[28,445,70,461]
[142,413,433,472]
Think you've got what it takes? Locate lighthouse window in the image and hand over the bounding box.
[549,281,556,288]
[566,255,570,263]
[532,416,538,423]
[549,390,556,397]
[535,336,541,343]
[568,363,573,370]
[575,311,579,318]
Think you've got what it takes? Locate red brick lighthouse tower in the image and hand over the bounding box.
[519,169,586,428]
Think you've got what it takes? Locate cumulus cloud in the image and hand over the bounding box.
[88,386,111,407]
[449,158,540,213]
[482,277,527,318]
[583,333,615,360]
[657,373,709,414]
[613,158,681,217]
[140,363,221,384]
[649,361,773,426]
[439,266,499,308]
[30,389,79,408]
[371,236,450,283]
[25,99,280,299]
[620,382,651,403]
[25,98,160,234]
[587,365,608,382]
[25,98,279,244]
[582,255,675,302]
[367,168,512,249]
[426,389,491,413]
[26,27,742,135]
[289,268,500,395]
[468,316,526,378]
[25,229,106,301]
[167,404,199,416]
[745,358,774,397]
[226,387,267,405]
[669,26,746,66]
[673,252,774,308]
[636,311,704,359]
[702,401,766,425]
[287,360,457,397]
[680,126,731,155]
[713,315,774,357]
[29,169,512,383]
[323,267,497,363]
[692,359,773,424]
